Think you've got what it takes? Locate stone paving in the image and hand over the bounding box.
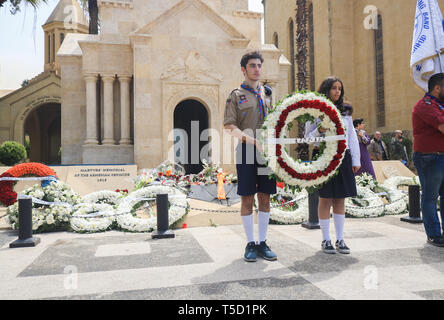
[0,214,444,300]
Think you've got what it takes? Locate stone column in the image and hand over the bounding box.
[118,74,132,145]
[102,74,115,145]
[84,74,99,145]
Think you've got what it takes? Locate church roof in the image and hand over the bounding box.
[44,0,88,27]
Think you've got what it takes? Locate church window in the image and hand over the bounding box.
[273,32,279,48]
[375,14,385,127]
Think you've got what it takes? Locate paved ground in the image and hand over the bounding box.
[1,213,444,301]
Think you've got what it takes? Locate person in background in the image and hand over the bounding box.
[368,131,389,161]
[353,118,376,180]
[390,130,409,166]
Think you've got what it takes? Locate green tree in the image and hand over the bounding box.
[0,0,48,15]
[1,0,99,35]
[0,141,27,166]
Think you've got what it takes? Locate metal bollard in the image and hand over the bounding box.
[401,185,423,224]
[302,190,321,229]
[152,194,175,239]
[10,196,40,248]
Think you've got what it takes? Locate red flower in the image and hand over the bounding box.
[276,182,285,189]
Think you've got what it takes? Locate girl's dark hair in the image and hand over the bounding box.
[240,51,264,69]
[353,118,364,128]
[318,76,345,112]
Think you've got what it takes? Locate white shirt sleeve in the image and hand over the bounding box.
[344,115,361,167]
[305,121,318,138]
[306,119,323,147]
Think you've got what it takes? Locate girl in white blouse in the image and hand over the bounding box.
[307,76,361,254]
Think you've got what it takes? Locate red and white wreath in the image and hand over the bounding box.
[261,92,347,190]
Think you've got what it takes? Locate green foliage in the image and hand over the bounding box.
[0,141,27,166]
[0,0,49,15]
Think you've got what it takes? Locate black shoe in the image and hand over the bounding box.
[335,240,351,254]
[244,242,258,262]
[256,241,278,261]
[427,237,444,247]
[321,240,336,254]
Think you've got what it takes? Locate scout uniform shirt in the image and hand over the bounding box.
[223,82,272,137]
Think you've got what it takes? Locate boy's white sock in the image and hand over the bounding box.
[241,213,255,243]
[258,211,270,243]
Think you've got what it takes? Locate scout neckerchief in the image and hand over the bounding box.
[240,83,266,120]
[424,93,444,110]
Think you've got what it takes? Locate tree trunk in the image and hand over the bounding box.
[296,0,308,90]
[296,0,309,160]
[88,0,98,34]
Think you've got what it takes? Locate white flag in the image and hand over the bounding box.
[411,0,444,91]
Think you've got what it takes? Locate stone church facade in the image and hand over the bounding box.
[0,0,88,165]
[58,0,290,172]
[263,0,444,134]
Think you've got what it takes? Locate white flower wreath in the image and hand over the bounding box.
[70,203,116,233]
[269,188,308,224]
[345,186,385,218]
[82,190,125,206]
[115,185,189,232]
[6,181,80,232]
[261,92,347,190]
[382,176,420,190]
[381,176,419,215]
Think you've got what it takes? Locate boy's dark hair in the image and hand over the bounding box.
[353,118,364,128]
[428,73,444,92]
[318,76,345,112]
[240,51,264,69]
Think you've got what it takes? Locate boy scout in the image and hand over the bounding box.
[223,51,277,262]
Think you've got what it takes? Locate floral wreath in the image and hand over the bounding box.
[0,163,58,206]
[261,92,347,191]
[345,186,385,218]
[268,185,308,224]
[344,174,419,218]
[115,185,189,233]
[70,203,116,233]
[82,190,125,206]
[6,181,80,233]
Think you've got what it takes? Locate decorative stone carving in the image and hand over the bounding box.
[163,82,219,109]
[161,51,223,82]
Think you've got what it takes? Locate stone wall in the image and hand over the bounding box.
[264,0,444,134]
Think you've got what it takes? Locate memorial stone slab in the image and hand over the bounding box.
[1,165,137,196]
[371,160,416,184]
[65,165,138,196]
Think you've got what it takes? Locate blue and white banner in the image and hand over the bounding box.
[411,0,444,91]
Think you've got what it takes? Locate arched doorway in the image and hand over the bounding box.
[24,103,61,165]
[173,99,209,175]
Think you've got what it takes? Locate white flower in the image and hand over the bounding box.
[116,185,188,233]
[46,214,55,225]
